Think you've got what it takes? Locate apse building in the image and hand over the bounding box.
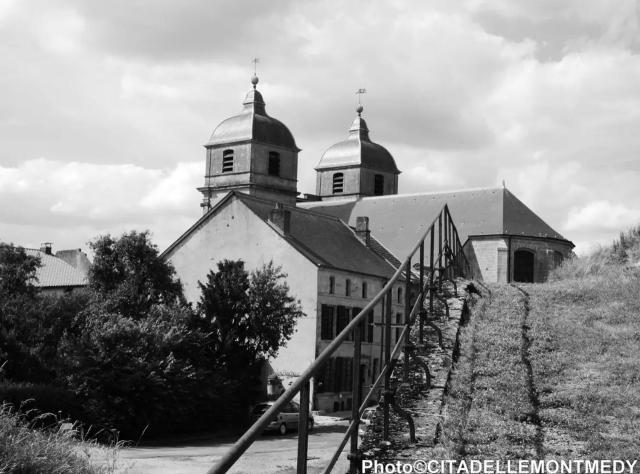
[162,75,573,411]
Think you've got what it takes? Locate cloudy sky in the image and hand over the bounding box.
[1,0,639,255]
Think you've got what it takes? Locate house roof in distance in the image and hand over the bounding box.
[25,249,88,288]
[300,187,573,262]
[162,191,397,279]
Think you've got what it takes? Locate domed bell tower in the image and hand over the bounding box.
[198,75,301,212]
[315,105,400,201]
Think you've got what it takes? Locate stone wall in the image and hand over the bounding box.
[464,236,573,283]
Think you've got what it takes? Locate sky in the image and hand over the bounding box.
[1,0,639,256]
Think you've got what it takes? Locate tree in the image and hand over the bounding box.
[0,243,44,380]
[0,243,40,301]
[197,260,304,371]
[58,303,238,437]
[88,231,184,318]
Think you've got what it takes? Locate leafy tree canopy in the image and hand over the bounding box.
[0,243,40,301]
[197,260,304,370]
[88,231,184,318]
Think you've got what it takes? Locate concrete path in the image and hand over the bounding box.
[105,416,351,474]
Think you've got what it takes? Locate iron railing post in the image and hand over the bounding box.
[438,212,443,291]
[403,259,412,384]
[419,241,425,344]
[349,320,362,474]
[297,380,311,474]
[383,289,392,441]
[429,224,435,320]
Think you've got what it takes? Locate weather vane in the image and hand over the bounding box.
[356,88,367,105]
[252,58,260,75]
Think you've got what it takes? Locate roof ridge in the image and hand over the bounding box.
[236,192,346,223]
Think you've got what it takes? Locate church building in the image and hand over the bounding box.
[162,75,573,410]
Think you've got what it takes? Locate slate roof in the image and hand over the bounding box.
[24,249,88,288]
[162,192,397,279]
[315,112,400,173]
[300,187,573,262]
[206,84,299,150]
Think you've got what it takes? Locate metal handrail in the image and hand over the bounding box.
[208,204,469,474]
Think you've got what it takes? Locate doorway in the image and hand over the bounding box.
[513,249,535,283]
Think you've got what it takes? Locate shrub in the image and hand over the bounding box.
[0,382,83,422]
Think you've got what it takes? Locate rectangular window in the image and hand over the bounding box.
[345,279,351,296]
[329,276,335,294]
[352,307,362,342]
[336,306,349,337]
[268,151,280,176]
[333,173,344,194]
[397,287,403,303]
[222,150,234,173]
[362,281,367,298]
[374,174,384,195]
[332,358,341,392]
[321,304,335,340]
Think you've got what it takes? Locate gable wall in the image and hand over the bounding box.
[165,198,318,375]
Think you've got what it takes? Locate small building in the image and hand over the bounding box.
[301,187,574,283]
[25,244,89,295]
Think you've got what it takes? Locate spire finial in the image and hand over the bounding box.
[251,58,260,89]
[356,88,366,116]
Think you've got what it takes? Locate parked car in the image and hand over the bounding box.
[251,401,314,435]
[358,406,378,437]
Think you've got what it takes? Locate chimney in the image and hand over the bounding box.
[40,242,52,255]
[355,216,370,246]
[269,203,291,234]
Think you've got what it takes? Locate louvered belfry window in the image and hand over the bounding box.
[333,173,344,194]
[222,150,234,173]
[268,151,280,176]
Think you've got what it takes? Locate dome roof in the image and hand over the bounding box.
[206,77,299,150]
[315,108,399,173]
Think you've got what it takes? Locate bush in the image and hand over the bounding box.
[58,304,241,438]
[0,382,83,422]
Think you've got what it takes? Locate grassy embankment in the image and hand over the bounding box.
[0,404,121,473]
[430,264,640,459]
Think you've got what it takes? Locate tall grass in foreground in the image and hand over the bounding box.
[0,404,121,474]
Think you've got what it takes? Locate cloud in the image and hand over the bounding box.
[0,159,202,250]
[1,0,640,255]
[566,201,640,233]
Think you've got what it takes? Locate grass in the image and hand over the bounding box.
[0,404,123,474]
[430,266,640,460]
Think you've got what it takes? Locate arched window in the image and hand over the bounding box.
[222,150,234,173]
[514,249,535,283]
[333,173,344,194]
[374,174,384,195]
[268,151,280,176]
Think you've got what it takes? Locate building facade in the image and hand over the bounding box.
[163,75,573,410]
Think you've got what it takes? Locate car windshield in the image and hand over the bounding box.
[362,409,375,420]
[252,403,272,415]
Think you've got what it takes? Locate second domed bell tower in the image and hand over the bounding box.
[314,105,400,201]
[198,75,301,212]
